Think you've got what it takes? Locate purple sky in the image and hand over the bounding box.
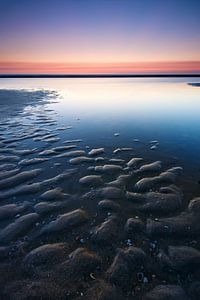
[0,0,199,73]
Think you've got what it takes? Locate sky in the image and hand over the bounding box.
[0,0,200,74]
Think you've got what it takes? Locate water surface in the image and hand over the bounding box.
[0,77,200,299]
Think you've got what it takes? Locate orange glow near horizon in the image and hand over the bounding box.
[1,1,199,75]
[0,61,200,74]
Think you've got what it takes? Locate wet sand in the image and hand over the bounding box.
[0,88,200,299]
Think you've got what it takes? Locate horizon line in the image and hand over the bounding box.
[0,73,200,78]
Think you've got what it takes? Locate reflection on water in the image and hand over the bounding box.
[0,77,200,299]
[1,78,200,172]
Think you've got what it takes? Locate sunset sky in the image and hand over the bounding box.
[0,0,200,74]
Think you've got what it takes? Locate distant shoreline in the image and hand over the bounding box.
[0,74,200,78]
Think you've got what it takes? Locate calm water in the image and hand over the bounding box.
[1,77,200,299]
[1,77,200,179]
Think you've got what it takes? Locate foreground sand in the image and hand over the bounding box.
[0,89,199,299]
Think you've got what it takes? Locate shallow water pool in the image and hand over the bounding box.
[0,77,200,299]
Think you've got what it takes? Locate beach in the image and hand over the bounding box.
[0,77,200,299]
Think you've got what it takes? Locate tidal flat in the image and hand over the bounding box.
[0,78,200,299]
